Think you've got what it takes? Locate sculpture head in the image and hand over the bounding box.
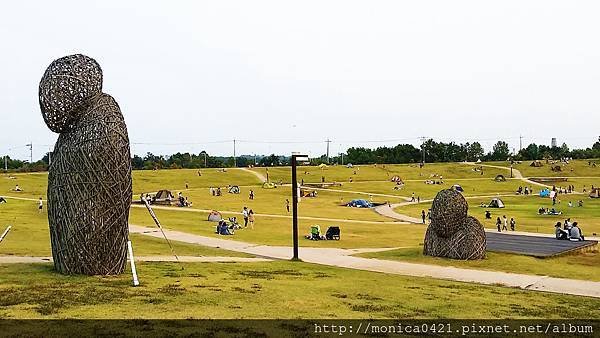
[429,189,468,237]
[39,54,103,133]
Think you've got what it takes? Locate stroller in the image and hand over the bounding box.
[325,226,340,240]
[306,225,325,240]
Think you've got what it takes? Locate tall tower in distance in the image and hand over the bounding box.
[551,138,557,148]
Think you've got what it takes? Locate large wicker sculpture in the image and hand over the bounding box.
[39,54,132,275]
[423,189,486,260]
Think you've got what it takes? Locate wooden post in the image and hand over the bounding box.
[127,240,140,286]
[0,226,11,243]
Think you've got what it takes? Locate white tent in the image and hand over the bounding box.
[488,198,505,208]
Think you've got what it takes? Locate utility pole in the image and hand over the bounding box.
[48,147,52,167]
[519,135,523,152]
[26,143,32,164]
[203,152,207,167]
[341,153,344,166]
[420,137,426,164]
[325,139,331,164]
[3,155,7,171]
[233,139,237,168]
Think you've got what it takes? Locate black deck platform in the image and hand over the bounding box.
[486,232,598,257]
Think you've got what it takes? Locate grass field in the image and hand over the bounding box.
[2,262,600,319]
[1,160,599,319]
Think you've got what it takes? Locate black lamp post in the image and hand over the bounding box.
[291,154,309,260]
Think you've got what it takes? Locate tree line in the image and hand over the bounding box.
[2,138,599,172]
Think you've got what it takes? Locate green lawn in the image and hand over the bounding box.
[0,200,249,258]
[1,162,600,319]
[252,162,509,184]
[485,159,600,178]
[1,262,599,319]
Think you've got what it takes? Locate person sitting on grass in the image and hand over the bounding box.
[555,222,568,240]
[0,196,6,203]
[14,184,22,192]
[578,200,584,207]
[569,222,585,241]
[216,220,234,235]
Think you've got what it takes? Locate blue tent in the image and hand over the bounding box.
[346,199,373,208]
[539,189,550,197]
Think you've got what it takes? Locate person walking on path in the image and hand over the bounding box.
[249,190,254,200]
[242,207,249,228]
[248,210,255,229]
[285,199,290,213]
[510,217,516,231]
[38,197,43,213]
[411,192,415,202]
[421,210,426,224]
[496,217,502,232]
[502,215,508,231]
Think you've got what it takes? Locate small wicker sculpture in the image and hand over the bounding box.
[39,54,132,275]
[423,189,486,260]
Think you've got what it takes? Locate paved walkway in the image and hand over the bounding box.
[129,225,600,298]
[0,255,271,264]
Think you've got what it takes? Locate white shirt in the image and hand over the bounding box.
[242,209,249,218]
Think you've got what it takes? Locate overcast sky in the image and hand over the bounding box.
[1,0,599,160]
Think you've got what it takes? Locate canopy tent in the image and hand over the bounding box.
[539,188,551,197]
[207,210,223,222]
[152,190,174,205]
[488,198,505,208]
[476,159,482,163]
[346,163,353,168]
[494,174,506,182]
[346,199,373,208]
[590,188,600,199]
[228,185,240,194]
[451,184,464,192]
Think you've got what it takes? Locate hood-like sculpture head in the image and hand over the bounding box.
[39,54,103,133]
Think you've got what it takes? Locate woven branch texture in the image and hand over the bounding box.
[423,189,486,260]
[40,54,132,275]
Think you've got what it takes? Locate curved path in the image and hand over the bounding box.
[374,193,532,223]
[239,167,267,182]
[126,225,600,298]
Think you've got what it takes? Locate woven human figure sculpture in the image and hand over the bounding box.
[423,189,486,260]
[39,54,132,275]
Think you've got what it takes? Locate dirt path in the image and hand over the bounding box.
[239,167,267,182]
[128,225,600,298]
